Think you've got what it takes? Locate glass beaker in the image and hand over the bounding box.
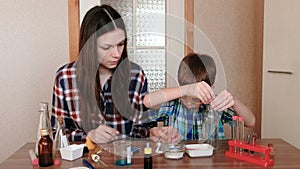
[113,140,132,166]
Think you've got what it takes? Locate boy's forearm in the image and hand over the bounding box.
[232,99,256,127]
[143,86,183,108]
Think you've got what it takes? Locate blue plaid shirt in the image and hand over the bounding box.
[51,61,148,142]
[149,99,235,140]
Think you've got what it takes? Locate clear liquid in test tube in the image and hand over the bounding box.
[232,116,239,152]
[232,116,239,141]
[238,117,245,153]
[168,114,174,144]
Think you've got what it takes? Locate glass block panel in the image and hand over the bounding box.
[135,49,165,92]
[136,0,166,47]
[100,0,133,47]
[127,48,134,61]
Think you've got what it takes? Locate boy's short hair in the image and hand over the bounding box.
[178,53,216,86]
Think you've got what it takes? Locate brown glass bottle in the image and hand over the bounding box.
[144,142,152,169]
[38,129,54,167]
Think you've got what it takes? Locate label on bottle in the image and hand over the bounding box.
[127,146,131,164]
[39,152,53,167]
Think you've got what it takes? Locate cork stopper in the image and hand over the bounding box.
[39,102,49,111]
[57,116,64,125]
[157,121,164,127]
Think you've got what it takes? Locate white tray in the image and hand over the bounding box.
[185,144,214,157]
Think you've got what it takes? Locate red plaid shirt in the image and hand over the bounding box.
[51,61,149,142]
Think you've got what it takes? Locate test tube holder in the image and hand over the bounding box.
[225,140,274,167]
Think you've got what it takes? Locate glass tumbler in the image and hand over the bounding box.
[113,140,132,166]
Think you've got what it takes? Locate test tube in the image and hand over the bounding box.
[232,116,239,141]
[238,117,245,153]
[28,149,38,166]
[168,114,174,144]
[250,133,257,155]
[244,132,251,152]
[232,116,239,152]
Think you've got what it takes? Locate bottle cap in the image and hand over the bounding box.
[144,142,152,154]
[238,117,244,121]
[40,129,50,136]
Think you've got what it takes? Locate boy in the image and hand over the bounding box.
[143,53,255,143]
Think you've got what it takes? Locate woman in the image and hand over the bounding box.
[51,5,149,145]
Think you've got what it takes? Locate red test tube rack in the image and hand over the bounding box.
[225,140,274,167]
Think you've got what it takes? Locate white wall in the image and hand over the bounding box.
[166,0,185,87]
[80,0,100,24]
[262,0,300,149]
[0,0,69,163]
[194,0,263,137]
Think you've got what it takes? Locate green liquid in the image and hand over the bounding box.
[114,159,131,166]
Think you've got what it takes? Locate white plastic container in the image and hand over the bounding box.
[185,144,214,157]
[60,144,84,161]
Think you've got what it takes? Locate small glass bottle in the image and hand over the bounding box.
[203,104,219,150]
[155,121,164,154]
[53,116,70,160]
[35,102,52,155]
[144,142,152,169]
[38,129,54,167]
[53,116,69,154]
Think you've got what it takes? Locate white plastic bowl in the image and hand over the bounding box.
[60,144,84,161]
[185,144,214,157]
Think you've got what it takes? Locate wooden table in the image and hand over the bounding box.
[1,138,300,169]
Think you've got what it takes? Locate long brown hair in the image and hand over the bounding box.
[76,5,129,132]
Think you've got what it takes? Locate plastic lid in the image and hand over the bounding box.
[144,142,152,154]
[232,116,238,120]
[238,117,244,121]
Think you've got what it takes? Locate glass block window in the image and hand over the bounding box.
[100,0,166,92]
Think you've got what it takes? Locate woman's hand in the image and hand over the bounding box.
[150,127,181,144]
[87,124,119,144]
[211,90,235,111]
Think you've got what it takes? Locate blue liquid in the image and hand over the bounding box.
[114,159,131,166]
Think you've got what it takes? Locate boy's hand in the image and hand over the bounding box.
[211,90,235,111]
[183,81,215,104]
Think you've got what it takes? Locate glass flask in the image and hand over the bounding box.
[203,104,219,150]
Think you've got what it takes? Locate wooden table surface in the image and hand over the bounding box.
[1,138,300,169]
